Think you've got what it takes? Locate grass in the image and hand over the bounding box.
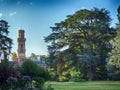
[44,81,120,90]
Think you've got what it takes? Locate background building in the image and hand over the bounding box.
[17,30,26,63]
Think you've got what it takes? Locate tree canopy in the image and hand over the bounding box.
[107,6,120,80]
[0,20,12,60]
[45,8,115,81]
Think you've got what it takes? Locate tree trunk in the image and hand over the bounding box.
[88,65,95,81]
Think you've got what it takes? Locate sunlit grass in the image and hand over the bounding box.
[45,81,120,90]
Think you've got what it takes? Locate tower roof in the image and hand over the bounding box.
[19,30,24,33]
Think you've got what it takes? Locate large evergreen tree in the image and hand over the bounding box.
[45,8,115,81]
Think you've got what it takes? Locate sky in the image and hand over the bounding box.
[0,0,120,57]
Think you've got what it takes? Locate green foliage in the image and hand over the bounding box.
[0,20,14,88]
[57,65,83,82]
[108,26,120,68]
[70,67,84,81]
[77,53,100,68]
[0,20,12,59]
[0,59,15,89]
[40,55,50,66]
[11,52,17,59]
[45,8,115,81]
[107,25,120,80]
[47,84,54,90]
[29,53,38,60]
[48,68,57,81]
[107,65,120,80]
[6,76,18,90]
[106,6,120,80]
[58,75,69,82]
[33,77,45,89]
[22,60,48,78]
[20,60,39,77]
[20,60,50,88]
[117,6,120,23]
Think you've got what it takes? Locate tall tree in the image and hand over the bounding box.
[107,6,120,80]
[107,25,120,80]
[0,20,13,88]
[0,20,12,60]
[45,8,115,81]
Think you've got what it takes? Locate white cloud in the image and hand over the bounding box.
[0,13,3,18]
[10,11,17,16]
[80,7,87,9]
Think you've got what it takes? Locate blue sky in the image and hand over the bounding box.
[0,0,119,57]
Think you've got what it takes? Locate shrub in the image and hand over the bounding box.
[20,60,39,77]
[108,71,120,80]
[33,77,45,89]
[47,84,54,90]
[69,67,84,82]
[58,75,69,81]
[48,68,57,81]
[0,59,18,89]
[20,60,50,89]
[6,76,18,89]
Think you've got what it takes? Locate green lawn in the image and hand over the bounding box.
[45,81,120,90]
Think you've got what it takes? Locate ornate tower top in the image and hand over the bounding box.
[17,29,26,63]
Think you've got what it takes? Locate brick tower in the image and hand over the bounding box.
[17,30,26,63]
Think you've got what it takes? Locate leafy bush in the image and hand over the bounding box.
[58,75,69,82]
[69,67,84,82]
[48,68,57,81]
[20,60,50,89]
[47,84,54,90]
[33,77,45,89]
[6,76,18,89]
[57,67,84,82]
[106,64,120,80]
[20,60,39,77]
[58,70,70,81]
